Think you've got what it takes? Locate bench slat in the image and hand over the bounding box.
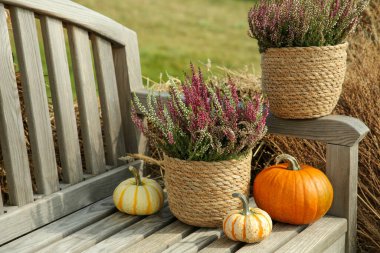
[0,197,115,253]
[323,234,345,253]
[122,220,196,253]
[198,235,243,253]
[92,35,125,166]
[40,16,83,184]
[0,161,139,245]
[38,212,141,253]
[68,25,105,174]
[163,228,223,253]
[112,47,139,153]
[276,216,347,253]
[0,4,33,206]
[10,7,59,195]
[84,205,175,253]
[236,223,305,253]
[194,198,254,253]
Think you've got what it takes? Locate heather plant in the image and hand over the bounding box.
[131,65,269,162]
[248,0,369,52]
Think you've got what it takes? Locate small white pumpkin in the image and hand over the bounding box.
[113,166,164,215]
[223,193,272,243]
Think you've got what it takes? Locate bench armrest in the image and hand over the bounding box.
[267,114,369,147]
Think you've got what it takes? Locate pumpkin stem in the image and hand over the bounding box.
[232,193,251,216]
[275,154,302,171]
[129,166,143,186]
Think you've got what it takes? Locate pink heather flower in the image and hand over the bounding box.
[189,109,211,132]
[248,0,368,51]
[223,128,236,142]
[155,98,166,122]
[167,132,175,145]
[330,0,341,18]
[131,105,146,135]
[228,79,239,106]
[245,101,258,122]
[223,99,236,120]
[131,64,269,162]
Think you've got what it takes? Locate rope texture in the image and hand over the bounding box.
[261,43,348,119]
[162,152,252,227]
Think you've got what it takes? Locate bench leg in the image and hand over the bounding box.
[326,144,359,253]
[0,185,3,215]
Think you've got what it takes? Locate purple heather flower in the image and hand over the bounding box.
[330,0,341,18]
[131,105,146,135]
[167,132,175,145]
[131,65,269,161]
[248,0,367,51]
[223,128,236,142]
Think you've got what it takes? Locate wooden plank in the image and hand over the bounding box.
[112,47,139,154]
[196,198,256,253]
[1,0,134,46]
[68,25,105,174]
[276,216,347,253]
[326,144,358,253]
[0,197,116,253]
[92,35,125,165]
[123,30,144,96]
[236,223,305,253]
[0,4,33,206]
[38,212,141,253]
[115,30,159,154]
[163,228,223,253]
[0,186,3,214]
[199,235,243,253]
[121,220,196,253]
[10,7,59,195]
[40,16,83,184]
[2,205,18,214]
[0,161,139,245]
[84,205,175,253]
[323,234,345,253]
[267,115,369,146]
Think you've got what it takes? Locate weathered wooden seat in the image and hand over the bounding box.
[0,0,369,253]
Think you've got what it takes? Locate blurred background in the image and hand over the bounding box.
[75,0,261,80]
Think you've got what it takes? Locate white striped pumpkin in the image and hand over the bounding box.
[223,193,272,243]
[113,167,164,215]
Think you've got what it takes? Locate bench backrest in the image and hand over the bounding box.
[0,0,144,243]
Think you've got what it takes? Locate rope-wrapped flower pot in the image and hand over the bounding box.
[130,152,252,228]
[261,43,348,119]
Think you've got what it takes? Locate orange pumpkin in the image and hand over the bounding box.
[253,154,333,225]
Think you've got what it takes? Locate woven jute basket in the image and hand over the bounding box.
[128,152,252,228]
[261,43,348,119]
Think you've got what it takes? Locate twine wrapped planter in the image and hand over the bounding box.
[261,43,348,119]
[130,152,252,228]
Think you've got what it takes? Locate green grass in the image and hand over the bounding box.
[75,0,261,80]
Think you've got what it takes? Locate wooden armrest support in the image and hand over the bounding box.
[267,114,369,147]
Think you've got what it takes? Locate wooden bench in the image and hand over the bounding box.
[0,0,369,252]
